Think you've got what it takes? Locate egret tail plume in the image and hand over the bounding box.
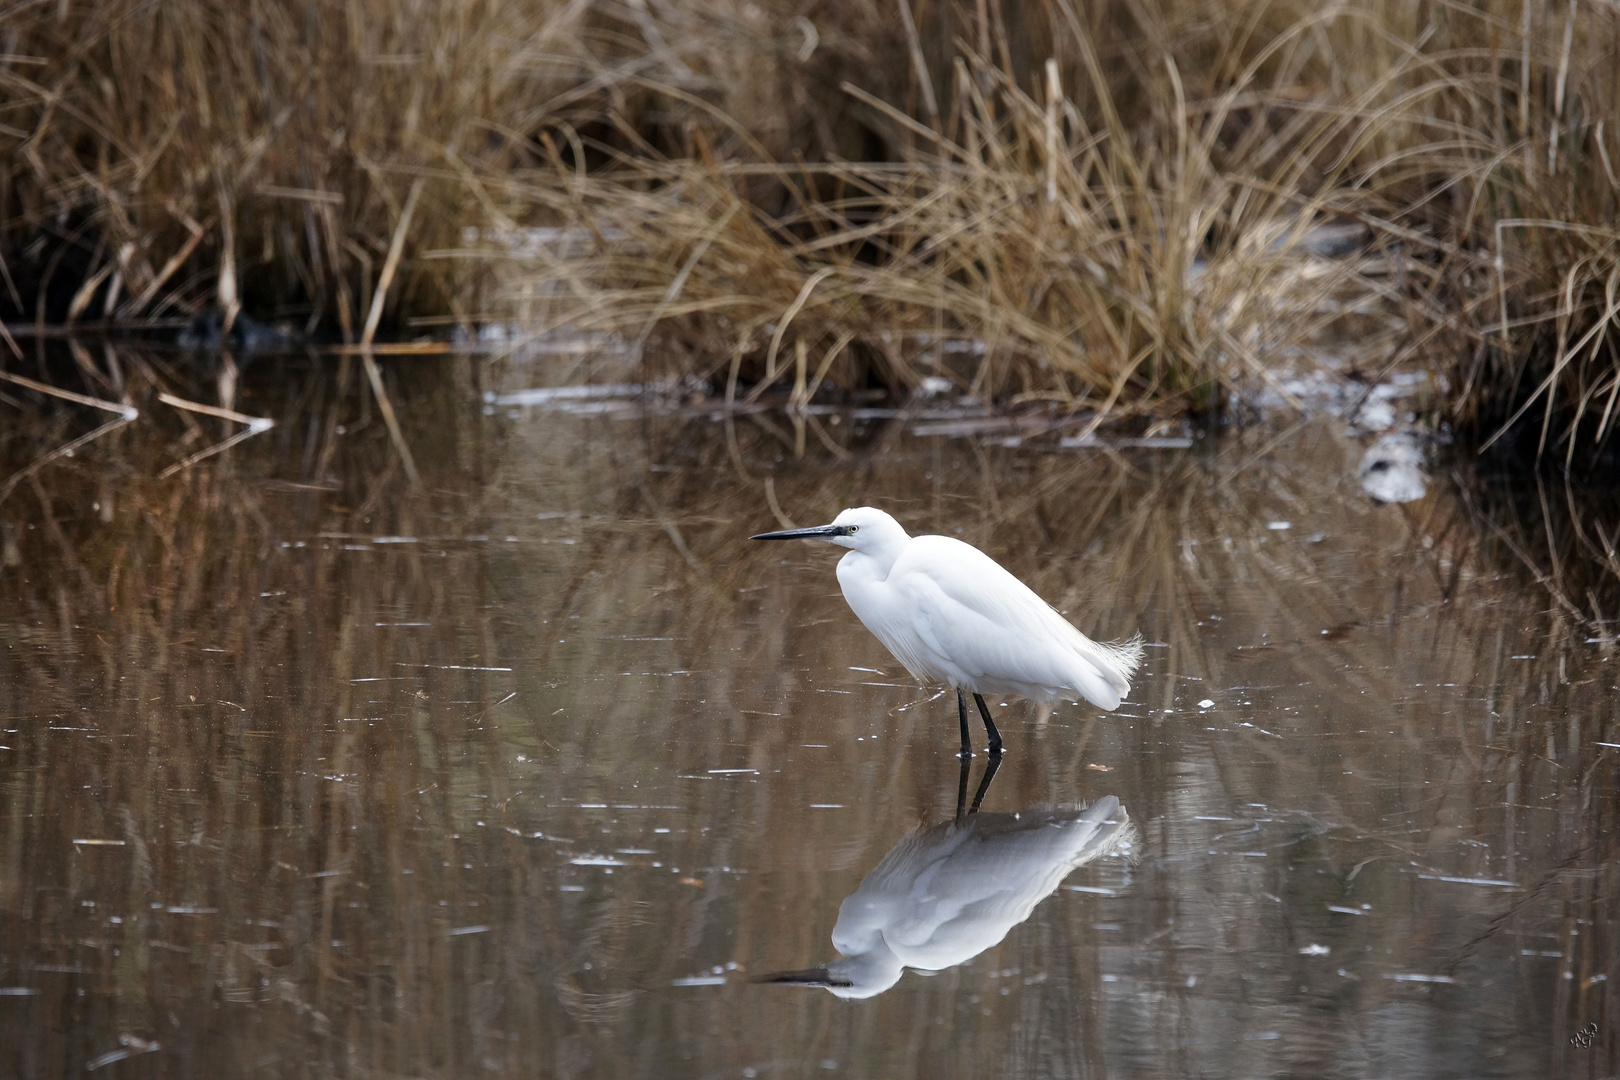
[1090,632,1145,695]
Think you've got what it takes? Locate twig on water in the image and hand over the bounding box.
[0,317,22,360]
[357,174,425,486]
[0,372,139,505]
[155,391,274,479]
[360,352,420,486]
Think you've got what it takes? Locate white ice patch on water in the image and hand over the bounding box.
[1358,431,1429,503]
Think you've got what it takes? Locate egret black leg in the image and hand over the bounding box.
[973,694,1003,755]
[956,689,973,758]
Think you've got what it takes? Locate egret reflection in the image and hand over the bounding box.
[760,764,1132,999]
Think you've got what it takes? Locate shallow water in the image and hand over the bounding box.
[1,351,1616,1078]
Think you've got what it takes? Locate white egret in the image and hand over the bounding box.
[757,794,1133,998]
[752,507,1143,756]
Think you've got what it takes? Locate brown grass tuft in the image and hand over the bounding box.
[1,1,1618,461]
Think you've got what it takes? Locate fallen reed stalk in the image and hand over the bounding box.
[0,371,138,505]
[153,391,274,479]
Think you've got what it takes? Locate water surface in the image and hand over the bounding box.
[1,350,1615,1078]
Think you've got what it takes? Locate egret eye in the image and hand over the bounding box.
[850,525,859,533]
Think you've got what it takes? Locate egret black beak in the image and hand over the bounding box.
[750,524,854,541]
[751,967,852,988]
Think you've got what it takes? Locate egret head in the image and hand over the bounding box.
[751,506,910,553]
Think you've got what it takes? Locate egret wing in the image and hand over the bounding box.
[893,536,1140,703]
[895,573,1070,692]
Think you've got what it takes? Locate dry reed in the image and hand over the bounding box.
[1,0,1617,462]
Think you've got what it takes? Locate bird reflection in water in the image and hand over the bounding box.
[757,759,1132,999]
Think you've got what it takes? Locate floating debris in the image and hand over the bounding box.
[1358,431,1428,503]
[1417,874,1519,888]
[488,384,644,408]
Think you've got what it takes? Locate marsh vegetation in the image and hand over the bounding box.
[2,0,1618,462]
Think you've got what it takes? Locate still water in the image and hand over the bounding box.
[1,351,1615,1078]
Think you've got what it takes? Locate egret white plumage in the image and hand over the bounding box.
[752,506,1143,756]
[757,794,1133,998]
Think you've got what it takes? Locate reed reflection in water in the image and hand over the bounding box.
[0,346,1615,1078]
